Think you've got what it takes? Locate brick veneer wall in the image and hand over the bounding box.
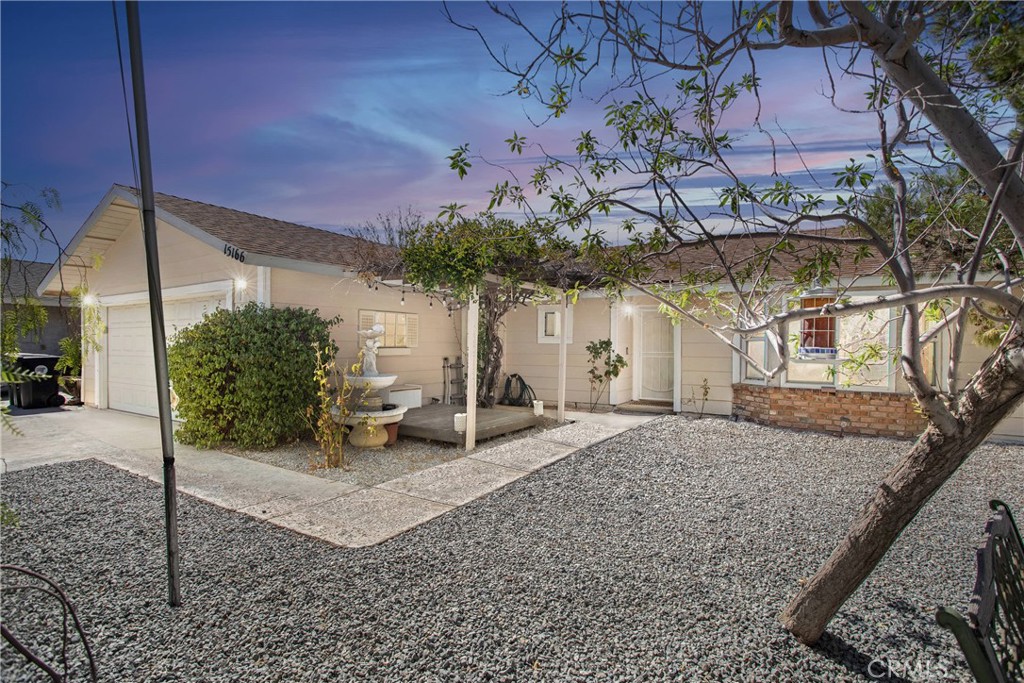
[731,384,926,439]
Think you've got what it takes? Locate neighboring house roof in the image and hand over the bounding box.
[2,259,67,305]
[645,229,895,285]
[38,185,390,296]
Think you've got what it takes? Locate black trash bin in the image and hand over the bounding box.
[13,354,65,409]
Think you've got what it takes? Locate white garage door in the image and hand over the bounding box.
[106,295,224,416]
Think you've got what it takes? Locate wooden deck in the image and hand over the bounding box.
[397,404,542,445]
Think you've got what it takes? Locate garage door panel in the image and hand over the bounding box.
[106,295,222,416]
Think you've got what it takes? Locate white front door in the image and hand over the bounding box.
[637,309,674,401]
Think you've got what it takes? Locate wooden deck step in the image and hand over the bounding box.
[398,404,542,445]
[613,400,675,416]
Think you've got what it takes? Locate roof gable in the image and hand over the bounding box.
[39,185,383,295]
[139,187,375,269]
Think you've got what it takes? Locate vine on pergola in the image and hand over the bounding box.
[401,213,581,407]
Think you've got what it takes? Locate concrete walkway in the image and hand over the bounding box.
[1,406,656,547]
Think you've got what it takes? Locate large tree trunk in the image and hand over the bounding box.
[780,337,1024,644]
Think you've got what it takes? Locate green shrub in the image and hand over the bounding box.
[167,303,339,449]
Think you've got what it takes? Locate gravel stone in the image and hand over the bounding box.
[228,418,559,487]
[2,416,1021,681]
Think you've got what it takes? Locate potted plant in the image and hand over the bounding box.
[54,335,83,405]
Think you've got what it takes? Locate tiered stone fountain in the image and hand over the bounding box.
[331,323,408,448]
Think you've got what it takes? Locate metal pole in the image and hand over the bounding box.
[126,0,181,607]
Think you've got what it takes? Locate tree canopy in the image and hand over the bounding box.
[445,0,1024,645]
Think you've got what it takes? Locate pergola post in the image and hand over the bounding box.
[465,289,479,450]
[673,321,682,413]
[557,292,567,423]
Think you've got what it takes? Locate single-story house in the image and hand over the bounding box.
[500,235,1024,443]
[38,186,1022,443]
[37,185,464,417]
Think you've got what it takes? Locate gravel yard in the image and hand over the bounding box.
[226,418,559,487]
[2,416,1021,682]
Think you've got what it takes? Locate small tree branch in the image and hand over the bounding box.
[739,284,1023,335]
[918,278,1024,344]
[965,134,1024,284]
[749,1,860,50]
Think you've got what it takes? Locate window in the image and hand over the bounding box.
[536,304,573,344]
[544,311,559,337]
[798,296,836,357]
[742,336,767,381]
[358,310,419,349]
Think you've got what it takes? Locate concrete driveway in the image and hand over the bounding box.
[2,405,652,547]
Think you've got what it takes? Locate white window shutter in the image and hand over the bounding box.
[406,314,419,348]
[359,310,375,330]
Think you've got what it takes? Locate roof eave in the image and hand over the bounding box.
[36,184,135,296]
[39,186,364,295]
[152,199,363,276]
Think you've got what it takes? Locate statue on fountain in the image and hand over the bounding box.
[336,322,408,449]
[357,323,386,376]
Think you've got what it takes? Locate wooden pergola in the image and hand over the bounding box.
[461,288,569,451]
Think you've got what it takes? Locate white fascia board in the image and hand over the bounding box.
[98,280,234,306]
[245,253,361,279]
[616,271,1006,298]
[36,185,127,296]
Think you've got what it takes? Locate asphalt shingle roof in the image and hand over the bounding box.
[113,186,900,284]
[646,229,894,283]
[2,260,55,301]
[115,185,378,270]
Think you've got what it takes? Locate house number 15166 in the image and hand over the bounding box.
[223,244,246,262]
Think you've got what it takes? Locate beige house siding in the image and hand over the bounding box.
[56,194,1024,442]
[84,215,256,297]
[957,321,1024,442]
[678,319,733,416]
[78,217,255,408]
[72,210,461,410]
[503,298,612,408]
[734,296,1021,443]
[881,315,1020,442]
[270,269,462,405]
[612,295,732,414]
[504,294,729,412]
[609,303,634,404]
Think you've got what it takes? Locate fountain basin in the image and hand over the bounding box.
[330,404,408,449]
[344,374,398,392]
[330,404,408,426]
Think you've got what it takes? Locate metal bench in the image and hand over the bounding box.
[936,500,1024,683]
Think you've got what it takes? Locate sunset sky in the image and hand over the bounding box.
[2,2,879,260]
